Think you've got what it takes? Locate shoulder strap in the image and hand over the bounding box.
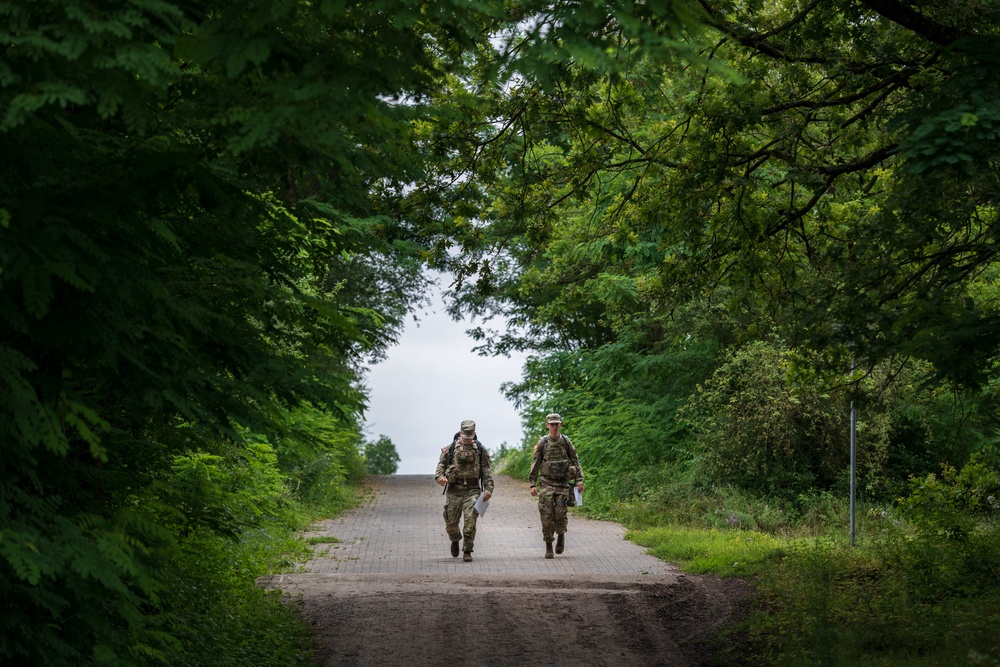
[562,434,578,458]
[476,440,490,467]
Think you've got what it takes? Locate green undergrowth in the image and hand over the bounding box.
[155,524,316,667]
[629,526,788,578]
[621,457,1000,667]
[495,442,1000,665]
[136,428,371,667]
[151,480,370,667]
[629,522,1000,666]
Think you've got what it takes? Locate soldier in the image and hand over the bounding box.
[528,413,584,559]
[435,420,494,562]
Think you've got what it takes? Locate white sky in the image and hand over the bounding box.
[362,278,529,474]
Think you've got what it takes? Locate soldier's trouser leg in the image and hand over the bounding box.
[459,492,478,552]
[445,489,480,551]
[538,487,567,542]
[443,492,465,543]
[553,491,569,535]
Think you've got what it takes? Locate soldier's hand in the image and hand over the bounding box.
[437,476,448,486]
[530,486,538,497]
[482,491,491,501]
[576,481,584,493]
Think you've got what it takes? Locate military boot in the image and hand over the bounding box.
[556,533,565,554]
[545,541,554,559]
[463,551,472,562]
[450,540,460,558]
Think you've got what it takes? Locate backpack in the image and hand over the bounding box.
[443,433,491,487]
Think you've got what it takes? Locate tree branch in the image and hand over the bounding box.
[859,0,966,46]
[816,145,898,176]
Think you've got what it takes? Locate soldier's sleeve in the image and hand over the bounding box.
[565,437,583,481]
[527,439,543,486]
[480,446,495,495]
[434,446,449,478]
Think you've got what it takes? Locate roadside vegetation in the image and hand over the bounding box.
[113,407,369,667]
[147,410,369,667]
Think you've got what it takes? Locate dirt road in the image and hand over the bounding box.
[259,475,750,666]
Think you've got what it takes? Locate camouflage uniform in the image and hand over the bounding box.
[528,418,583,549]
[435,421,494,558]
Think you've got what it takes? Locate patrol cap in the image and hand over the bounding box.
[460,419,476,436]
[546,413,562,424]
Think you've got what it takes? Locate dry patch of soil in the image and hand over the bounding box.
[262,572,752,666]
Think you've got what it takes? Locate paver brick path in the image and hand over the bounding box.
[258,476,751,667]
[277,474,677,579]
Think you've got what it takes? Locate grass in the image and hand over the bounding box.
[499,450,1000,665]
[626,520,1000,667]
[628,525,788,577]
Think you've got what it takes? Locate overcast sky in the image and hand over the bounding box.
[362,277,530,475]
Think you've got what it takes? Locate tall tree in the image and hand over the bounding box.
[393,0,1000,501]
[0,0,496,663]
[430,0,1000,387]
[365,435,402,475]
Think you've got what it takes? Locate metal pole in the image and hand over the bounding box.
[850,357,857,547]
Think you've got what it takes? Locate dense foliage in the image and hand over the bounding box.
[0,0,461,663]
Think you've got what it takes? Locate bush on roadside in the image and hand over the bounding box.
[624,450,1000,667]
[124,409,367,666]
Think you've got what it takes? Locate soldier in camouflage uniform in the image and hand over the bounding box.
[528,413,584,559]
[435,419,494,562]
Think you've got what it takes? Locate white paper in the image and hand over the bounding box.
[573,487,583,507]
[474,494,489,517]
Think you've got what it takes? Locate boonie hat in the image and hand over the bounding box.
[460,419,476,436]
[545,413,562,424]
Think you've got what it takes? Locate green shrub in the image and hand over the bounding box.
[684,341,849,498]
[898,447,1000,538]
[129,411,367,666]
[150,525,316,667]
[493,441,535,478]
[889,448,1000,599]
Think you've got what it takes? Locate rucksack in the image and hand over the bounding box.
[441,433,491,495]
[445,432,492,470]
